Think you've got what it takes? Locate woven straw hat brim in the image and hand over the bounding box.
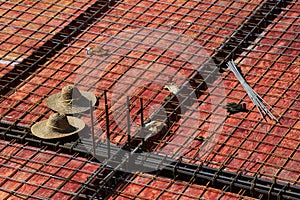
[31,116,85,139]
[46,90,97,114]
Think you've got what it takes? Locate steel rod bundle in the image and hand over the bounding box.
[226,60,279,123]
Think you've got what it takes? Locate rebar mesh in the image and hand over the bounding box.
[109,173,259,200]
[0,139,102,199]
[0,0,299,199]
[209,0,300,184]
[0,0,96,77]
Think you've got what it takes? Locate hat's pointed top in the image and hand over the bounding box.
[46,85,97,114]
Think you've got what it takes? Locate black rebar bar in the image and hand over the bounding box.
[0,0,295,199]
[126,96,131,145]
[104,90,111,159]
[90,100,96,156]
[212,0,292,71]
[78,140,300,200]
[1,123,299,200]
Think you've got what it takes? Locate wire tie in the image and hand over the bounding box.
[211,169,221,186]
[250,174,257,196]
[230,172,241,192]
[268,177,276,200]
[277,182,289,200]
[173,156,182,179]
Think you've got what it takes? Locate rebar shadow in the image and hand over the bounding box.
[0,0,117,97]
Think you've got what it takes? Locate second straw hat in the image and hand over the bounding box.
[31,113,85,139]
[46,85,97,114]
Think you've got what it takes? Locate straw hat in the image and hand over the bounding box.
[31,113,85,139]
[46,85,97,114]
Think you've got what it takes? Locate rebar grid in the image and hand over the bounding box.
[0,0,96,77]
[0,139,103,199]
[0,0,299,199]
[206,0,300,185]
[109,173,258,200]
[0,0,267,130]
[0,0,114,96]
